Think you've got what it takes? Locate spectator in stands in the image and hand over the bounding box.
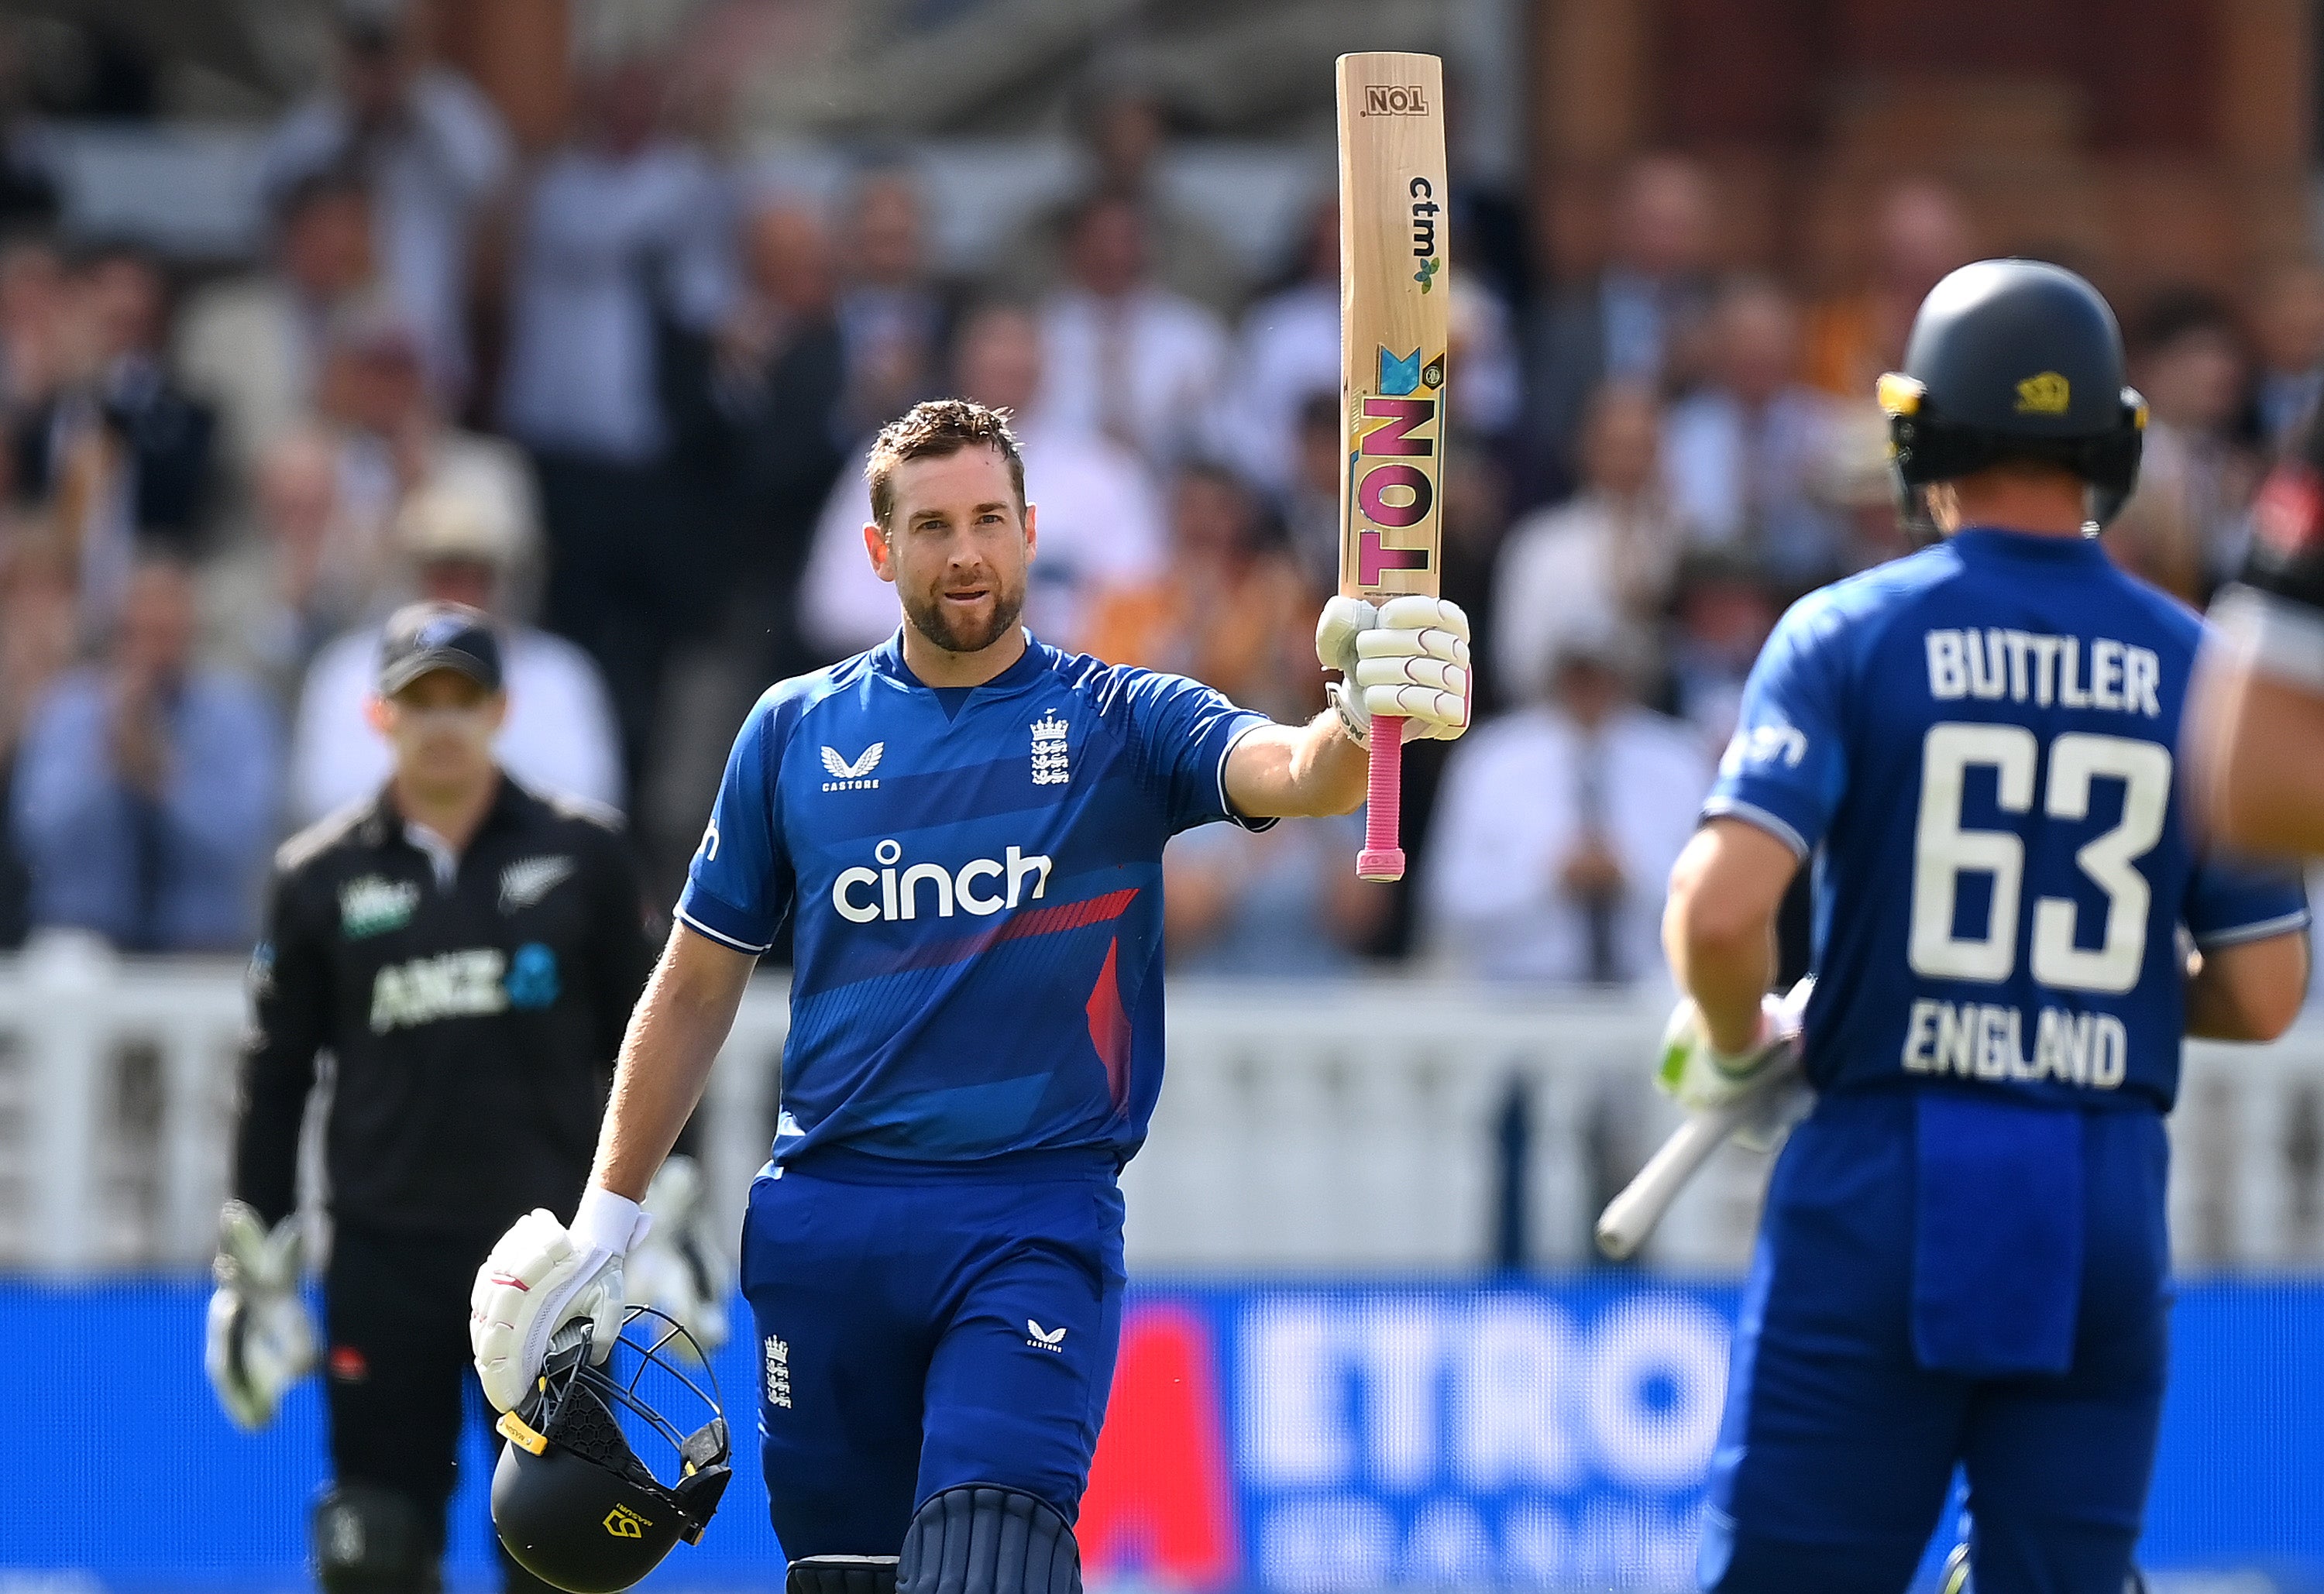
[1521,153,1717,503]
[14,243,216,627]
[1164,811,1383,977]
[716,201,848,678]
[1803,178,1976,401]
[498,52,733,788]
[1033,192,1229,472]
[260,0,510,400]
[834,167,954,440]
[9,552,279,951]
[1227,198,1338,496]
[201,428,376,702]
[315,296,540,628]
[2246,258,2324,453]
[1435,429,1517,716]
[1083,462,1313,720]
[0,231,60,420]
[1661,276,1846,589]
[1665,548,1780,753]
[0,531,74,947]
[1494,384,1684,707]
[0,25,57,233]
[1006,81,1244,314]
[290,483,622,825]
[175,168,376,483]
[1420,621,1708,985]
[2128,287,2262,599]
[802,301,1165,661]
[1451,273,1525,450]
[1280,390,1341,595]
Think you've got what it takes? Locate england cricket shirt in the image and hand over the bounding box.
[679,630,1270,1166]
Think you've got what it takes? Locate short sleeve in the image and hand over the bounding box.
[1110,668,1274,836]
[675,696,796,953]
[1701,596,1854,858]
[2184,850,2310,950]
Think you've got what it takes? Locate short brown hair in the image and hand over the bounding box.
[865,399,1026,531]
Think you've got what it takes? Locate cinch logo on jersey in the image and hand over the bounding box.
[829,839,1051,924]
[1900,999,2130,1090]
[367,943,561,1032]
[1924,628,2162,716]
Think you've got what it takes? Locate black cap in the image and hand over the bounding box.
[378,602,503,696]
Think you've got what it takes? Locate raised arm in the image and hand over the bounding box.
[1222,713,1369,819]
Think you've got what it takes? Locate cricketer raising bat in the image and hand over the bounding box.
[1337,51,1449,882]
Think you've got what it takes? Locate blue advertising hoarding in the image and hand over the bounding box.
[1,1276,2319,1589]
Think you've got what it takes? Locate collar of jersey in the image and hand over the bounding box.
[870,627,1052,699]
[1949,526,2109,563]
[359,771,529,852]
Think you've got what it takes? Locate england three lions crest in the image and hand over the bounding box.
[1031,709,1069,786]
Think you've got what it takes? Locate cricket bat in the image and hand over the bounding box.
[1595,1059,1806,1261]
[1337,52,1449,882]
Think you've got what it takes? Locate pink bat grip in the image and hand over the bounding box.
[1356,718,1405,881]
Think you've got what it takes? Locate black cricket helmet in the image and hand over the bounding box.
[492,1306,732,1593]
[1878,258,2147,533]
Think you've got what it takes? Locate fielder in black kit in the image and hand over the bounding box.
[207,602,714,1593]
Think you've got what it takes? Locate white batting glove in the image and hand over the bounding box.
[1656,978,1815,1152]
[625,1155,730,1355]
[469,1190,646,1413]
[1315,594,1473,745]
[205,1201,315,1431]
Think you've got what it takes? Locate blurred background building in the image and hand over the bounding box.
[2,2,2323,1589]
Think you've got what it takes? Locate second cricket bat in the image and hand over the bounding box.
[1337,51,1449,883]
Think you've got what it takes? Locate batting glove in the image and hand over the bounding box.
[1656,978,1815,1152]
[1315,594,1473,746]
[625,1156,730,1355]
[470,1189,646,1413]
[205,1201,315,1431]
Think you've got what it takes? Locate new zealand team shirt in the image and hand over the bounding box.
[1707,529,2308,1112]
[679,631,1270,1166]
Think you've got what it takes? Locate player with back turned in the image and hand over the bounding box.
[1655,261,2309,1593]
[467,400,1473,1594]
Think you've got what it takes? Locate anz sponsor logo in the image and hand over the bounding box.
[368,943,559,1033]
[830,838,1050,924]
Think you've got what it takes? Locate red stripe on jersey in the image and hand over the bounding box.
[1086,935,1132,1109]
[998,888,1140,943]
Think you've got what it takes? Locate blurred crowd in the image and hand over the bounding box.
[1,10,2318,984]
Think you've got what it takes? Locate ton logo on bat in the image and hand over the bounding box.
[1351,345,1442,588]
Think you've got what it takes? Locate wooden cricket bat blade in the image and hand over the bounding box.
[1335,52,1449,882]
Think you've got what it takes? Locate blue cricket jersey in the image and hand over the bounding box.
[678,631,1270,1166]
[1707,528,2307,1112]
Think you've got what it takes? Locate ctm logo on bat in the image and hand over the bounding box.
[1349,344,1443,587]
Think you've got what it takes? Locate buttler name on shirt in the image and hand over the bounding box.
[1924,627,2163,715]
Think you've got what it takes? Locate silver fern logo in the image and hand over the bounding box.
[821,743,883,791]
[1030,711,1068,786]
[498,855,576,915]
